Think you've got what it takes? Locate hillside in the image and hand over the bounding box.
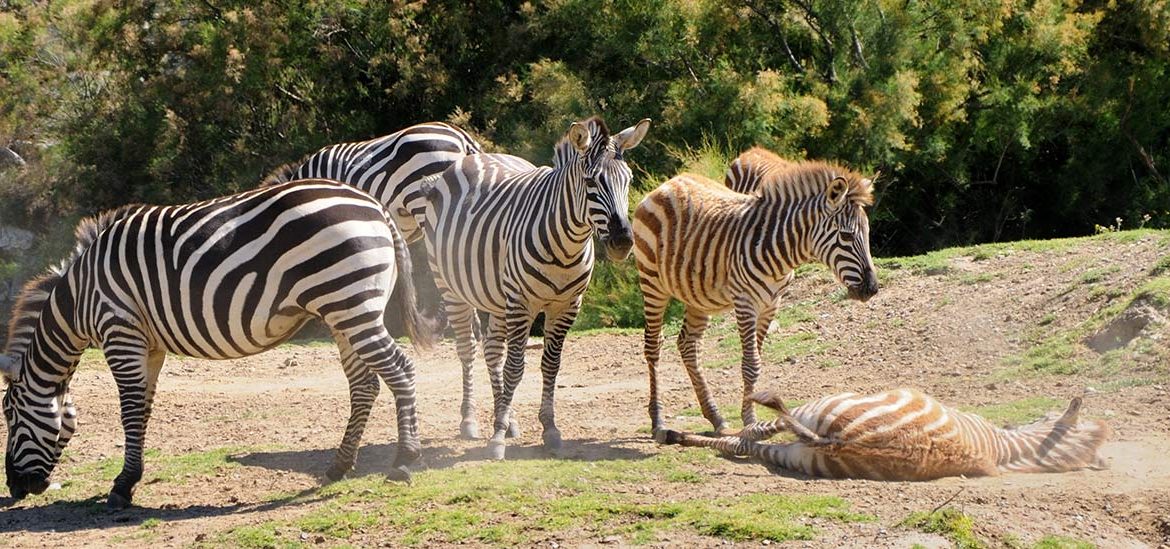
[1,230,1168,547]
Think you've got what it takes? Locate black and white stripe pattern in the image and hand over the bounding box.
[658,389,1110,480]
[2,180,434,507]
[263,122,483,242]
[634,159,879,436]
[418,117,650,458]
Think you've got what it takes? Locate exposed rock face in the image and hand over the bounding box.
[0,225,35,252]
[1084,298,1167,353]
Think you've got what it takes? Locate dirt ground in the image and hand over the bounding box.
[2,232,1170,548]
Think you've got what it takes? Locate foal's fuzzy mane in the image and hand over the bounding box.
[3,206,137,357]
[758,160,874,206]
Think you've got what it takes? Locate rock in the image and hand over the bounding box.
[600,535,622,544]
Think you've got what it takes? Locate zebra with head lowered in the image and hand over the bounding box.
[659,388,1110,480]
[633,160,879,436]
[2,180,435,508]
[418,116,650,459]
[264,121,508,440]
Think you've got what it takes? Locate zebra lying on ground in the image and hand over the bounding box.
[418,116,650,459]
[634,161,880,436]
[657,389,1110,480]
[1,180,435,508]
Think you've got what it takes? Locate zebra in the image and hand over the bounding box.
[723,147,798,194]
[263,121,507,440]
[418,116,651,459]
[262,121,483,243]
[633,161,879,436]
[657,388,1111,480]
[1,180,435,508]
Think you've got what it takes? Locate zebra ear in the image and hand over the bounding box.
[827,176,850,207]
[567,122,592,152]
[615,118,651,151]
[0,354,17,383]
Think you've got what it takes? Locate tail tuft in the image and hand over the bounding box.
[387,221,439,350]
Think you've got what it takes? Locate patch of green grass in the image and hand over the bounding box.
[876,249,956,276]
[1149,255,1170,276]
[763,331,829,363]
[7,446,264,504]
[1131,276,1170,309]
[901,508,984,549]
[1001,337,1082,376]
[958,272,996,285]
[1037,312,1057,326]
[966,397,1063,426]
[210,522,302,549]
[141,517,164,530]
[208,452,870,546]
[1031,535,1096,549]
[1078,266,1120,285]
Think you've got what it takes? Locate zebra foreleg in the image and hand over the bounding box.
[326,332,380,481]
[102,328,156,509]
[488,306,535,460]
[640,279,671,435]
[677,308,727,434]
[537,298,581,453]
[444,299,482,439]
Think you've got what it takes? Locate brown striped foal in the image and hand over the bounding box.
[657,389,1110,480]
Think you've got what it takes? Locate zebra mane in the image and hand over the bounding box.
[260,152,314,187]
[758,160,874,206]
[552,117,611,169]
[3,207,135,358]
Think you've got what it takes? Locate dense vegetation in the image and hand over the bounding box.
[1,0,1168,332]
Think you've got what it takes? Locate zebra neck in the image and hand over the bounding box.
[755,196,815,277]
[22,281,87,386]
[542,163,594,257]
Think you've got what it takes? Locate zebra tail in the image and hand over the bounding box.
[388,220,439,350]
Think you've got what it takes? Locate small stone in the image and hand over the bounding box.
[194,533,206,542]
[600,535,622,544]
[300,532,309,541]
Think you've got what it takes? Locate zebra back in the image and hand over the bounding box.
[260,122,483,242]
[723,147,798,194]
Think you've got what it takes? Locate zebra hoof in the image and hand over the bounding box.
[106,490,133,510]
[459,421,480,440]
[385,466,412,485]
[487,438,507,460]
[324,462,351,482]
[542,430,563,453]
[506,420,522,439]
[654,429,685,445]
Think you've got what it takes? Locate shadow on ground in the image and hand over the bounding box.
[233,435,658,478]
[0,486,326,535]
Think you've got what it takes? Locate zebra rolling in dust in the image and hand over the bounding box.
[657,388,1110,480]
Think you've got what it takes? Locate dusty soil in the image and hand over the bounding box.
[2,232,1170,548]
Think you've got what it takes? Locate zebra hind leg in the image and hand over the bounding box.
[338,323,421,483]
[444,299,482,439]
[325,331,380,481]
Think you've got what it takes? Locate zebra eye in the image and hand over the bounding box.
[840,231,855,243]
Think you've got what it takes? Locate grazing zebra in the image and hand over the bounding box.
[1,180,434,508]
[657,389,1111,480]
[418,116,651,458]
[723,147,797,194]
[262,121,482,242]
[264,122,513,440]
[633,162,879,436]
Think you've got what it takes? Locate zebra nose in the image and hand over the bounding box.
[847,269,879,302]
[605,216,634,260]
